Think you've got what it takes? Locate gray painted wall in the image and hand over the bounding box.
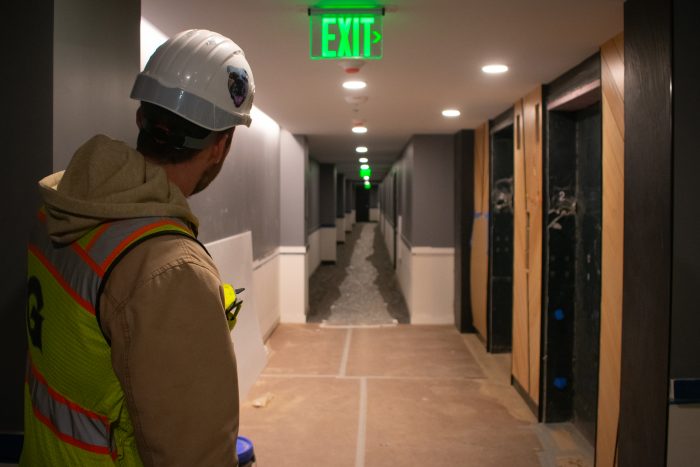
[345,179,353,213]
[379,168,396,226]
[306,159,321,238]
[319,164,337,226]
[398,143,414,244]
[53,0,140,171]
[381,135,455,248]
[190,113,282,258]
[336,173,346,218]
[277,131,306,247]
[369,186,379,208]
[4,0,56,432]
[412,135,455,248]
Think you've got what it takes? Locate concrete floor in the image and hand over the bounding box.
[240,223,594,466]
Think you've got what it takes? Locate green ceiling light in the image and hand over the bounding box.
[359,166,371,178]
[364,180,371,190]
[309,8,384,60]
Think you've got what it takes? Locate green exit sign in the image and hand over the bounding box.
[309,8,384,60]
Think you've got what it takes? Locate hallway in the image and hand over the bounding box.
[308,223,409,325]
[239,223,593,466]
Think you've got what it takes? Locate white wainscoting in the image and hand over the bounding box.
[279,246,307,323]
[252,250,280,342]
[384,221,395,265]
[336,218,346,242]
[320,227,337,262]
[668,404,700,466]
[205,231,267,400]
[370,208,380,222]
[409,247,455,324]
[394,235,455,325]
[307,228,321,277]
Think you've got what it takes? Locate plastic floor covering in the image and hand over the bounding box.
[307,222,409,325]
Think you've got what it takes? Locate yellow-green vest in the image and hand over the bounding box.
[22,214,199,466]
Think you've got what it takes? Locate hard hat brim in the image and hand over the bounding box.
[131,74,252,131]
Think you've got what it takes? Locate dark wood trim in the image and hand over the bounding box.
[490,107,514,134]
[454,130,476,333]
[619,0,673,465]
[546,53,601,108]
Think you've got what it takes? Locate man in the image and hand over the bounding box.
[21,29,254,466]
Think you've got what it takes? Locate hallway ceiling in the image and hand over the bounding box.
[142,0,622,181]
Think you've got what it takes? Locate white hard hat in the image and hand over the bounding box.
[131,29,255,130]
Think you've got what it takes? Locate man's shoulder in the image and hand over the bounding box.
[104,233,219,299]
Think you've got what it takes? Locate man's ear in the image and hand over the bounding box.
[212,128,235,162]
[136,106,144,130]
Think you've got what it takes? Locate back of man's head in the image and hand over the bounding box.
[131,29,255,163]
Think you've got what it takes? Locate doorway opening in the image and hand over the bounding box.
[488,117,514,353]
[541,55,602,446]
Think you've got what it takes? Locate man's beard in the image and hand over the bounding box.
[191,159,225,195]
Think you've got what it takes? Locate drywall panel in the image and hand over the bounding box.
[253,251,280,342]
[596,33,624,467]
[279,247,307,323]
[470,123,490,341]
[206,231,267,400]
[396,236,413,317]
[370,208,380,222]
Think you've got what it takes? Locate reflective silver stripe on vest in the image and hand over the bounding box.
[87,216,192,267]
[29,226,101,314]
[27,362,111,453]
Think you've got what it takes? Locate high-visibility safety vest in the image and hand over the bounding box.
[22,214,202,466]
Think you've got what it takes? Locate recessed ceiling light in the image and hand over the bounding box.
[360,164,370,170]
[482,64,509,74]
[442,109,461,118]
[343,80,367,90]
[363,176,370,181]
[358,157,369,163]
[356,146,368,153]
[352,125,368,134]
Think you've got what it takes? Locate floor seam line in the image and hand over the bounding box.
[339,328,352,377]
[355,377,368,467]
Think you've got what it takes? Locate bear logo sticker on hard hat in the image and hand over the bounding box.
[227,66,249,107]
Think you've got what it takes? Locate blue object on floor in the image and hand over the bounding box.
[237,435,255,465]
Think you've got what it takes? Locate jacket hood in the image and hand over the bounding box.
[41,135,199,244]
